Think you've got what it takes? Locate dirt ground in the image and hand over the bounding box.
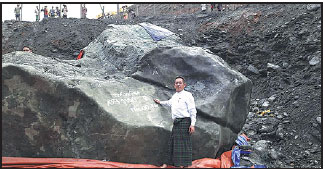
[2,3,322,168]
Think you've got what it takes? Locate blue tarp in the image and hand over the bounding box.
[139,22,175,41]
[235,134,249,146]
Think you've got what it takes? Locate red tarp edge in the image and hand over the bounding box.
[2,151,234,168]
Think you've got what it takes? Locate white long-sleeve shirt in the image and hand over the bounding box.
[160,90,197,126]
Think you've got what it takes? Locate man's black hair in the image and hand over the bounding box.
[175,76,186,83]
[23,46,32,51]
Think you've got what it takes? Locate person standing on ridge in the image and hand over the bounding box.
[14,4,21,21]
[217,4,222,11]
[55,6,61,18]
[154,76,197,168]
[41,6,48,18]
[62,5,68,18]
[81,4,87,19]
[210,3,216,12]
[35,6,40,21]
[50,6,55,18]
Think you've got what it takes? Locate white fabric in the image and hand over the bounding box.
[160,90,197,126]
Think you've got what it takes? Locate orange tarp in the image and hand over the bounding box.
[2,151,234,168]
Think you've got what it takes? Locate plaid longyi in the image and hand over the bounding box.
[167,117,192,167]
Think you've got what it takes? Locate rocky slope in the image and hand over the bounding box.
[2,3,322,168]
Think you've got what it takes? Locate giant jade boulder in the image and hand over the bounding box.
[2,23,252,165]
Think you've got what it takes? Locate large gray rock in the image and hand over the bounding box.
[2,23,252,165]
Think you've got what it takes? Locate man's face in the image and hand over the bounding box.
[174,78,186,92]
[23,47,31,52]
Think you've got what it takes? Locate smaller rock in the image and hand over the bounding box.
[276,128,284,139]
[252,106,259,112]
[276,115,283,119]
[262,101,270,107]
[248,111,255,118]
[307,4,320,11]
[309,56,320,65]
[254,140,271,152]
[316,116,321,124]
[247,64,260,74]
[283,120,290,124]
[277,105,284,109]
[310,146,319,153]
[282,62,289,68]
[259,125,274,133]
[317,25,321,31]
[246,130,256,136]
[292,101,299,108]
[268,95,276,102]
[303,150,310,157]
[235,65,243,71]
[267,63,280,70]
[269,149,279,160]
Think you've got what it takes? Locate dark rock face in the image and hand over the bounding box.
[133,46,252,134]
[2,24,252,165]
[132,46,252,158]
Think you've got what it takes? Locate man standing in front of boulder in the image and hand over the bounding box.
[154,76,197,168]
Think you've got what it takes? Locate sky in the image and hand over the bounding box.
[2,1,324,22]
[2,3,131,22]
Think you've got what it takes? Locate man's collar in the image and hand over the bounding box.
[176,90,185,93]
